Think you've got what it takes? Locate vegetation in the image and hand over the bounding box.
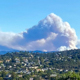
[0,49,80,79]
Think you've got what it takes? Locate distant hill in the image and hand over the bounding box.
[0,51,11,55]
[29,50,45,53]
[0,45,19,55]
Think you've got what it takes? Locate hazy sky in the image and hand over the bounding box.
[0,0,80,38]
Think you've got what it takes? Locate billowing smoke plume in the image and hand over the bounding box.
[0,13,78,51]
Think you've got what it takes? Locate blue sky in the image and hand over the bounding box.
[0,0,80,38]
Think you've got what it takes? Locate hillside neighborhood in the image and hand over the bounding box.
[0,50,80,79]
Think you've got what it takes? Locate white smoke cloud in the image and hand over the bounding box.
[0,31,23,50]
[76,40,80,49]
[0,13,78,51]
[57,46,71,51]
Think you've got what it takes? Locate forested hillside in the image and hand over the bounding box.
[0,49,80,80]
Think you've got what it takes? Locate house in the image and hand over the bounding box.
[9,66,12,68]
[13,64,16,67]
[4,74,12,80]
[1,64,6,67]
[23,58,28,63]
[15,58,20,64]
[0,66,2,68]
[0,60,3,63]
[17,71,22,74]
[50,74,57,77]
[31,54,33,58]
[17,69,27,73]
[49,68,52,70]
[6,59,11,63]
[36,69,41,72]
[64,69,68,72]
[22,70,27,73]
[22,63,26,66]
[27,72,31,74]
[41,68,48,72]
[59,69,63,72]
[29,66,38,69]
[30,77,33,80]
[18,74,22,77]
